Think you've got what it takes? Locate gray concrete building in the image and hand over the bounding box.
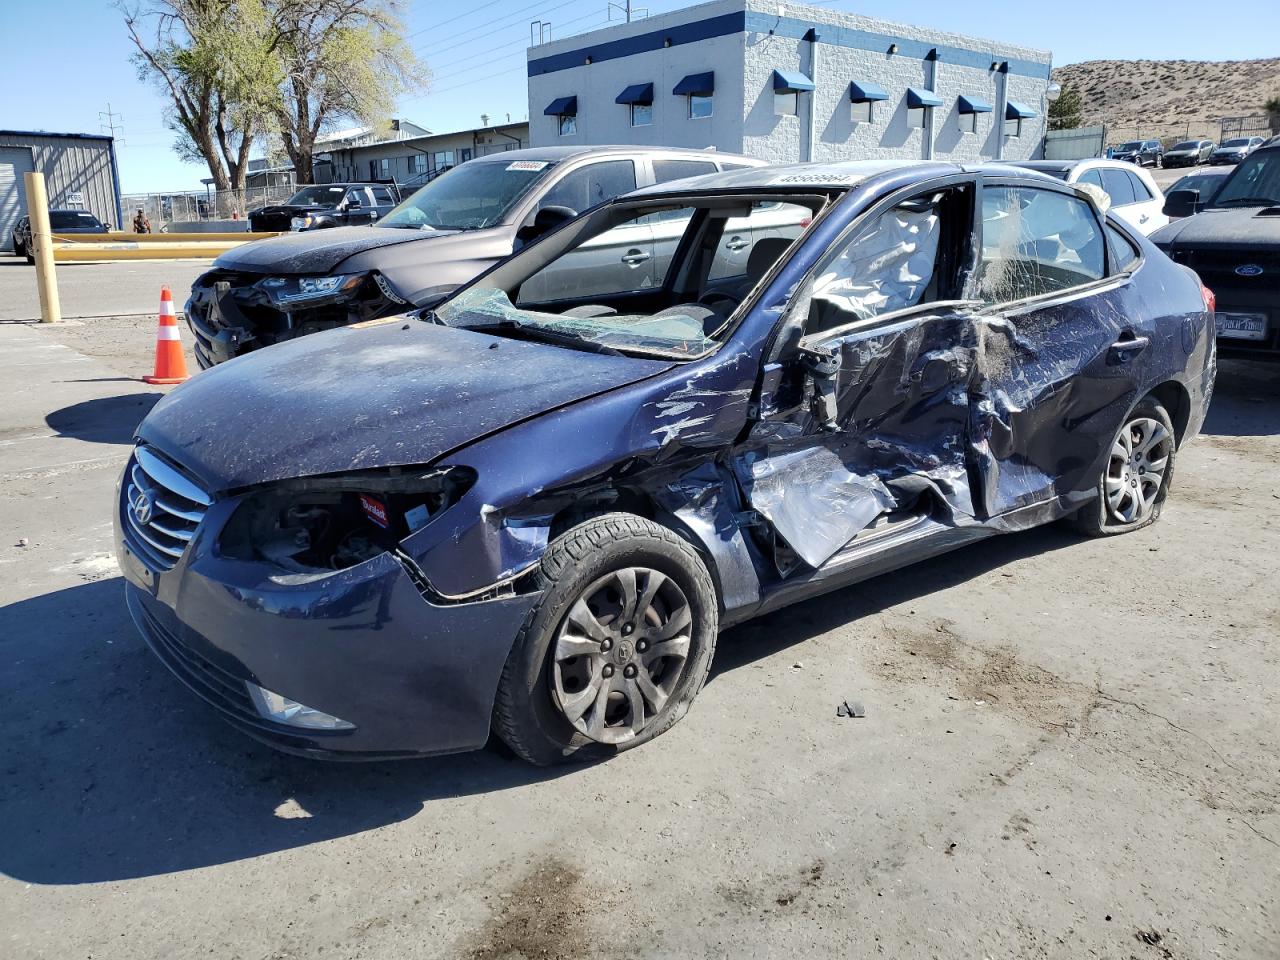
[527,0,1051,164]
[1,131,122,251]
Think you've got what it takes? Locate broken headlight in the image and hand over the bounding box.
[219,466,475,572]
[257,273,366,305]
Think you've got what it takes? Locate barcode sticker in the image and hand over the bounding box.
[507,160,550,171]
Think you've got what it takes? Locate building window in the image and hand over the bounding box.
[631,102,652,127]
[459,148,472,162]
[412,154,427,175]
[958,112,977,134]
[1004,118,1022,138]
[688,94,712,119]
[775,91,798,117]
[851,100,873,124]
[558,114,577,136]
[433,150,455,170]
[907,107,928,129]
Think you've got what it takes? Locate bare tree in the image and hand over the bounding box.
[270,0,428,183]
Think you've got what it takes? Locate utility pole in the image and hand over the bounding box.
[608,1,647,22]
[99,103,126,146]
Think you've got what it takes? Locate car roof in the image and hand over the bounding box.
[469,144,763,165]
[49,209,99,215]
[624,158,1064,197]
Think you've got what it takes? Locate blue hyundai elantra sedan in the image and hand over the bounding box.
[116,160,1216,764]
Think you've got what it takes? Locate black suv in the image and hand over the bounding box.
[248,183,401,233]
[1112,139,1163,167]
[1155,141,1280,356]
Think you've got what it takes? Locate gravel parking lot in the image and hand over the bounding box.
[1,325,1277,959]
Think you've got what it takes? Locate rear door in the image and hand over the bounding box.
[369,185,398,222]
[343,187,377,225]
[967,178,1153,517]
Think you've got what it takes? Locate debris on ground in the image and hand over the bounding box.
[836,700,865,718]
[16,537,28,547]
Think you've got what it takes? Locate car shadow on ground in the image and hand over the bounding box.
[45,393,164,445]
[1203,358,1280,437]
[0,524,1080,887]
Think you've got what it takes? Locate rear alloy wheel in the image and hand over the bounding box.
[1071,398,1176,536]
[493,514,717,765]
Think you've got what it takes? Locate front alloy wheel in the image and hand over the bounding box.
[552,568,692,744]
[493,514,717,765]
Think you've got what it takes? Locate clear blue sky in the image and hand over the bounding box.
[3,0,1275,193]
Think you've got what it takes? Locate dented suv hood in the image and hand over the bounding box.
[137,320,673,492]
[213,224,460,274]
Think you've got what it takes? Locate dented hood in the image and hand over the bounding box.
[137,320,673,492]
[213,224,459,274]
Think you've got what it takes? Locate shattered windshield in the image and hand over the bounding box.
[434,196,816,358]
[379,159,556,230]
[436,287,716,357]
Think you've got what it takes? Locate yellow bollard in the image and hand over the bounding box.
[24,172,62,324]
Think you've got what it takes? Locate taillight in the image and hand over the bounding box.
[1200,281,1215,313]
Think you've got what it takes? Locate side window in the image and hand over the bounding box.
[539,161,637,215]
[1106,223,1141,273]
[652,159,717,184]
[977,186,1105,304]
[1127,172,1153,203]
[345,188,368,207]
[804,188,961,336]
[1077,168,1104,190]
[370,186,395,205]
[1100,168,1137,206]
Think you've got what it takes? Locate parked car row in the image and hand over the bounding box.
[1108,136,1267,169]
[115,146,1218,766]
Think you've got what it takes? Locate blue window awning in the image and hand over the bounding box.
[772,69,814,93]
[615,83,654,105]
[958,95,993,114]
[673,71,714,96]
[849,80,889,102]
[906,87,943,109]
[1005,100,1037,119]
[543,96,577,117]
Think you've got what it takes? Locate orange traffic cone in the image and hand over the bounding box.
[144,286,190,385]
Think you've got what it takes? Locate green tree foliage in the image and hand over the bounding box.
[270,0,429,183]
[120,0,427,189]
[1048,82,1086,132]
[120,0,279,192]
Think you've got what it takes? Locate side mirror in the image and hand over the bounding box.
[1163,189,1200,219]
[517,204,577,244]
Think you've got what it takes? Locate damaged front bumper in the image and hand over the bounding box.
[115,493,539,759]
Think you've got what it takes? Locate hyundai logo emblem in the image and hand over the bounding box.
[132,489,155,526]
[1235,264,1264,277]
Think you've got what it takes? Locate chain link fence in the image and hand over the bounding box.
[121,179,299,232]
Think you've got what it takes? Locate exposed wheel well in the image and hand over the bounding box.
[1146,380,1192,446]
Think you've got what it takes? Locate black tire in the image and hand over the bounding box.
[12,239,24,259]
[1070,397,1176,537]
[493,513,718,766]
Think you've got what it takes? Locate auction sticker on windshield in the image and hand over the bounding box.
[507,161,550,171]
[1215,312,1267,341]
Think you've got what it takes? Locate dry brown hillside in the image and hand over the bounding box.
[1053,58,1280,131]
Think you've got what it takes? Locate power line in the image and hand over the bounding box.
[426,4,596,72]
[414,0,575,55]
[404,0,510,41]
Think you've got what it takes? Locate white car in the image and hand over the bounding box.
[1011,159,1169,235]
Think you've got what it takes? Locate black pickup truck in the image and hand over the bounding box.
[1155,140,1280,356]
[248,182,401,233]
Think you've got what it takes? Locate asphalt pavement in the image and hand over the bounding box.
[0,256,212,321]
[1,319,1278,959]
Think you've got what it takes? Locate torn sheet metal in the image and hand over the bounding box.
[734,446,896,568]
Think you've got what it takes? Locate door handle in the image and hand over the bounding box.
[725,236,750,251]
[1108,333,1150,363]
[1139,213,1149,223]
[621,249,651,265]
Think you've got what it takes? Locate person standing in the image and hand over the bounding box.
[132,208,152,234]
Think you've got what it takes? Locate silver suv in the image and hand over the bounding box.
[186,146,764,367]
